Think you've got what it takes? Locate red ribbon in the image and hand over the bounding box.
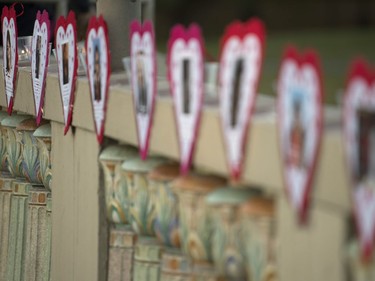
[10,2,24,18]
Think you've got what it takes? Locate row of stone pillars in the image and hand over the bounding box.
[99,144,276,281]
[0,112,52,281]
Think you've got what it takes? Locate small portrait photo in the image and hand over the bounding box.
[136,50,148,115]
[62,42,69,85]
[93,43,101,102]
[288,97,306,169]
[35,35,41,79]
[5,30,11,75]
[230,58,244,128]
[356,109,375,184]
[182,59,191,114]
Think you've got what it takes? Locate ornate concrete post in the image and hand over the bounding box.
[240,197,276,281]
[148,163,193,280]
[173,174,226,281]
[206,187,262,281]
[121,157,169,281]
[6,118,48,281]
[30,123,53,279]
[0,114,29,281]
[99,144,138,281]
[22,121,52,281]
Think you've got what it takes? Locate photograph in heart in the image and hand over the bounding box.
[130,20,156,159]
[167,24,205,174]
[218,18,265,180]
[277,46,323,223]
[1,5,18,114]
[55,11,78,134]
[85,15,110,144]
[343,59,375,259]
[32,10,51,125]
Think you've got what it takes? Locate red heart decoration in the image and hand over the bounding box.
[32,10,51,125]
[85,15,111,144]
[218,18,265,180]
[130,20,157,159]
[1,5,18,115]
[343,59,375,260]
[167,24,205,174]
[277,46,324,223]
[55,11,78,134]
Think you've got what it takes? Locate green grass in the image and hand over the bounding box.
[158,27,375,104]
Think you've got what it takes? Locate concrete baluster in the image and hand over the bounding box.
[99,144,138,281]
[0,114,30,281]
[21,121,51,281]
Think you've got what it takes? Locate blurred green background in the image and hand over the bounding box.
[155,0,375,104]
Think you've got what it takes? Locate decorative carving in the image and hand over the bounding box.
[0,111,10,174]
[240,198,276,281]
[206,187,262,280]
[0,114,29,281]
[17,119,44,184]
[99,145,137,223]
[121,157,168,236]
[1,115,30,178]
[33,124,52,190]
[148,164,181,248]
[172,174,226,264]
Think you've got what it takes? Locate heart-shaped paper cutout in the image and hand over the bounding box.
[55,11,78,134]
[344,59,375,259]
[85,16,111,144]
[2,5,18,115]
[218,18,265,180]
[31,10,51,125]
[130,20,157,160]
[277,46,323,223]
[167,24,204,174]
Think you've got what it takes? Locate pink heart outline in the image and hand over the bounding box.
[85,15,111,144]
[32,10,51,125]
[167,23,205,174]
[276,46,324,224]
[218,18,266,181]
[130,20,157,160]
[1,5,18,115]
[54,11,78,135]
[344,59,375,260]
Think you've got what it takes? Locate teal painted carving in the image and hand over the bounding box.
[99,145,137,224]
[172,174,225,263]
[0,111,9,174]
[148,164,180,248]
[17,119,45,184]
[21,131,42,184]
[206,187,261,280]
[1,115,30,178]
[121,157,168,236]
[7,127,24,178]
[34,124,52,190]
[240,198,276,281]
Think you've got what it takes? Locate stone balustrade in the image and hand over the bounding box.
[99,144,277,281]
[0,114,52,281]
